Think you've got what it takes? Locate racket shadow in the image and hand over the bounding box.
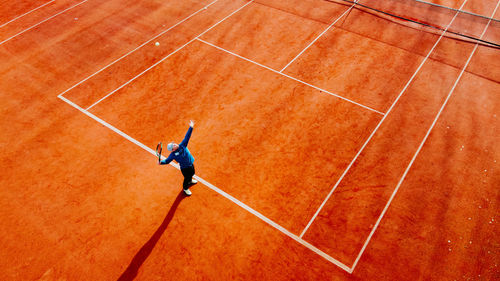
[117,191,186,281]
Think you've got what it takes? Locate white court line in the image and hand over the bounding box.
[85,39,193,110]
[0,0,55,29]
[196,38,384,115]
[280,0,358,72]
[84,0,254,110]
[58,94,352,273]
[56,0,480,273]
[299,0,469,239]
[57,0,219,99]
[0,0,89,46]
[350,0,500,272]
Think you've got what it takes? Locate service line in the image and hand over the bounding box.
[0,0,89,46]
[299,0,470,238]
[0,0,56,29]
[196,38,384,115]
[58,94,352,273]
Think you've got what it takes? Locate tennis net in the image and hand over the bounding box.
[324,0,500,48]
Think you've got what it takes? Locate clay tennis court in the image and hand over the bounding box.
[1,0,498,280]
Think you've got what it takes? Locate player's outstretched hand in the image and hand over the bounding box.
[189,120,195,128]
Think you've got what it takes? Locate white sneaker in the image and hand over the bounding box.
[190,179,198,185]
[183,189,192,196]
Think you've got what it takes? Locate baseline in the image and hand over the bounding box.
[57,94,352,273]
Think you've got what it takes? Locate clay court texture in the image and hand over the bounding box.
[0,0,499,280]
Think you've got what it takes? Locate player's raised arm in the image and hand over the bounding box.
[180,120,195,147]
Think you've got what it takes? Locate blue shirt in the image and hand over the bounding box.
[161,126,195,169]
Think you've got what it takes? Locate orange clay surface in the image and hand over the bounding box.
[0,0,49,24]
[0,0,499,280]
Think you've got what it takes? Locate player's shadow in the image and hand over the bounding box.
[117,191,186,281]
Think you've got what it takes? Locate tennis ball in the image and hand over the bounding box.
[155,42,160,46]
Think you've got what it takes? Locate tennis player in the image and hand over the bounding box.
[159,120,197,196]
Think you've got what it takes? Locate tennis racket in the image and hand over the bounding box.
[156,142,162,163]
